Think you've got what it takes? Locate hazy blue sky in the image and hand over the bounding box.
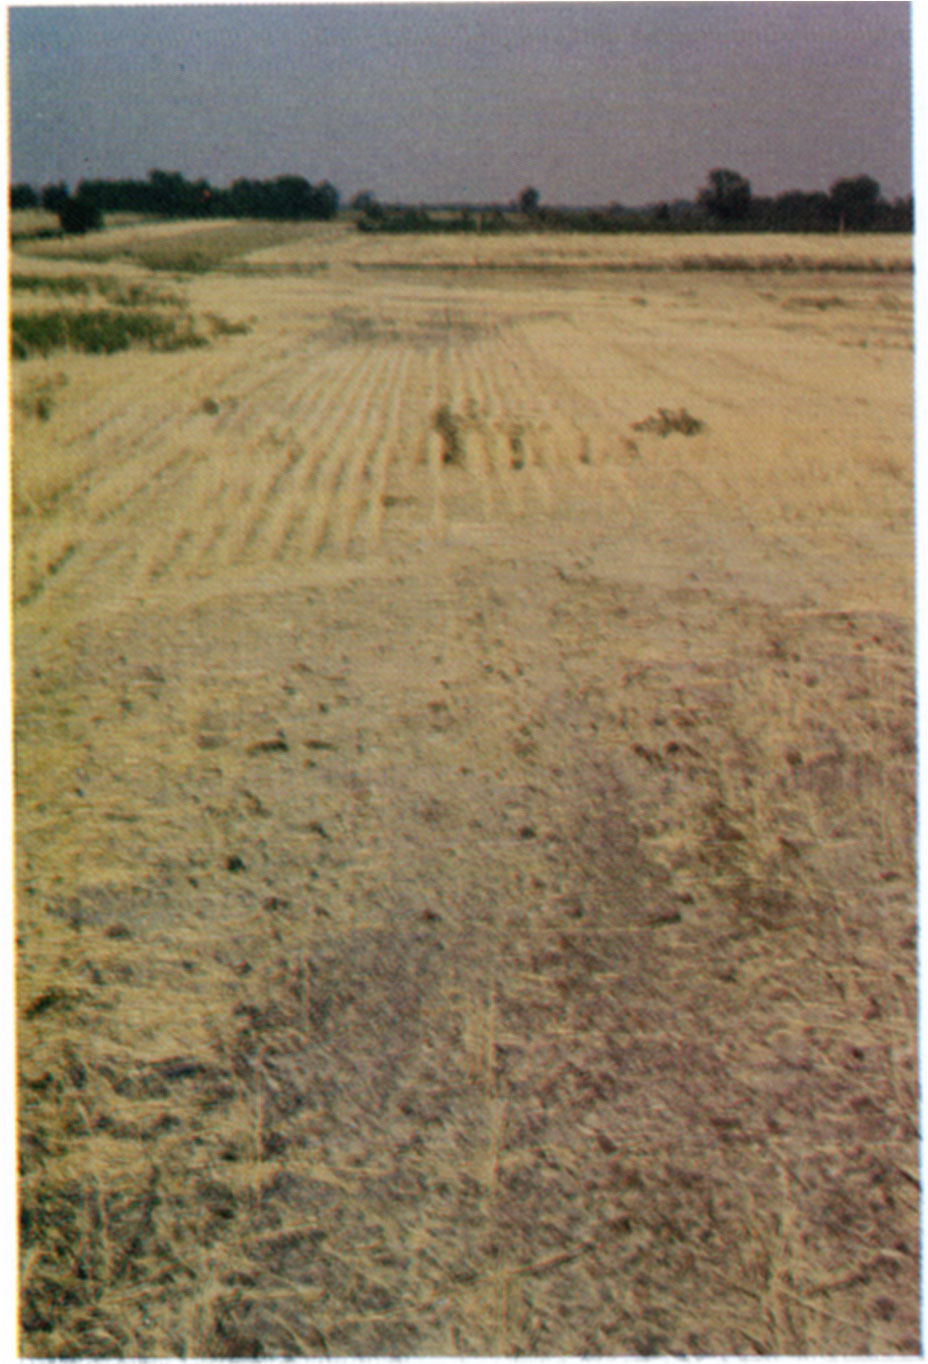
[8,3,913,206]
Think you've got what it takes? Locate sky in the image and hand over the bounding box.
[7,2,914,207]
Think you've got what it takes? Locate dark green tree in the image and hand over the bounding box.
[698,168,752,224]
[829,175,880,230]
[41,182,70,214]
[768,189,832,232]
[518,186,540,215]
[311,180,339,220]
[58,194,103,235]
[11,184,38,209]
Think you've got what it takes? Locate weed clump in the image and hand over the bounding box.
[632,407,705,437]
[508,423,526,468]
[433,403,466,465]
[204,312,251,338]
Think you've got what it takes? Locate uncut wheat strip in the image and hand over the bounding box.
[391,338,441,489]
[435,345,482,514]
[474,330,549,517]
[11,426,93,524]
[521,310,630,425]
[130,469,230,588]
[261,344,392,561]
[139,438,280,583]
[17,442,204,616]
[356,347,418,552]
[12,526,80,608]
[418,344,449,534]
[12,377,173,523]
[129,436,286,588]
[475,329,557,512]
[291,345,399,559]
[462,334,521,517]
[423,428,450,537]
[71,341,292,534]
[502,344,583,487]
[448,340,496,518]
[511,319,621,463]
[208,338,337,446]
[265,342,396,560]
[326,344,409,554]
[84,440,206,553]
[428,333,503,527]
[71,402,199,525]
[223,343,375,564]
[208,445,305,569]
[48,338,266,518]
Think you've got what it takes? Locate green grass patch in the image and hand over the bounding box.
[12,273,93,297]
[17,219,331,273]
[105,281,186,308]
[11,273,184,307]
[11,308,208,360]
[137,248,214,274]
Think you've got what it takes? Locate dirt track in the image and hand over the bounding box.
[14,229,918,1355]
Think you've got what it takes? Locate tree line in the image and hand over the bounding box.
[10,166,913,235]
[357,170,912,234]
[10,169,340,233]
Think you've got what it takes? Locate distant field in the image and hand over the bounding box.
[13,215,343,270]
[13,212,912,275]
[246,224,912,271]
[14,222,917,1356]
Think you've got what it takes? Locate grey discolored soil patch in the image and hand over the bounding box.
[324,305,492,350]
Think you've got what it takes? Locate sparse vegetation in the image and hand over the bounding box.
[12,273,93,297]
[12,273,185,307]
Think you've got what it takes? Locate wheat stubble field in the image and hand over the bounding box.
[13,222,917,1355]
